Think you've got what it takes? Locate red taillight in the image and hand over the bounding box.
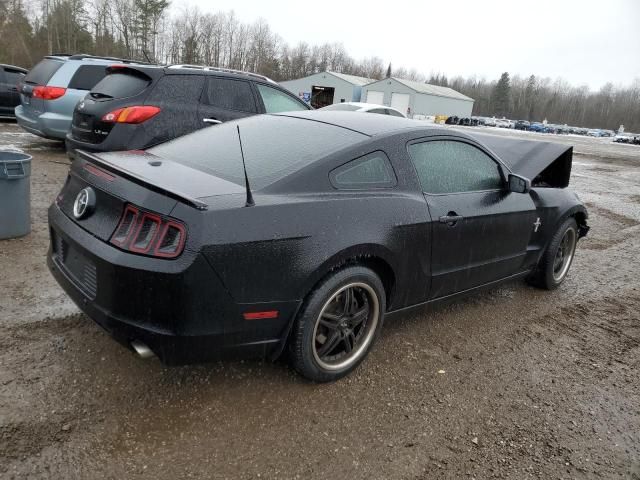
[111,205,139,247]
[110,205,186,258]
[101,106,160,124]
[32,86,66,100]
[154,222,187,258]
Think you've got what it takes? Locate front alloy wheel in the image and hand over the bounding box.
[528,217,579,289]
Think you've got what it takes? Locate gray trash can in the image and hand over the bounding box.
[0,151,32,239]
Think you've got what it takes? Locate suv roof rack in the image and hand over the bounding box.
[47,53,157,65]
[167,64,276,84]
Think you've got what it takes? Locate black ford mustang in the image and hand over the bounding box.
[48,111,589,382]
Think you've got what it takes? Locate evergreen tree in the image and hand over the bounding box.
[386,63,391,78]
[135,0,170,61]
[524,74,536,120]
[492,72,511,116]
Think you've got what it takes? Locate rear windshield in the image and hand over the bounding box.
[90,72,150,99]
[24,58,63,85]
[149,115,367,190]
[68,65,108,90]
[321,104,361,111]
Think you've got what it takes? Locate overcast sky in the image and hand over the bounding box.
[177,0,639,90]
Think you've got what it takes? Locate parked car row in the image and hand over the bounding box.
[444,115,479,126]
[10,54,310,157]
[464,115,618,138]
[614,134,640,145]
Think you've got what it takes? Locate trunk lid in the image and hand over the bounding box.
[58,150,245,247]
[83,150,245,206]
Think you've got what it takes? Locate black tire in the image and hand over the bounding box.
[289,265,386,382]
[528,217,578,290]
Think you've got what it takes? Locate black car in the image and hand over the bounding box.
[0,64,27,118]
[48,111,589,382]
[514,120,530,130]
[65,64,310,157]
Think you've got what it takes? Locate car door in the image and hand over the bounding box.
[408,138,538,299]
[198,76,258,127]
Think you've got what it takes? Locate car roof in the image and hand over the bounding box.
[44,54,155,67]
[0,64,27,72]
[276,110,443,136]
[166,64,277,84]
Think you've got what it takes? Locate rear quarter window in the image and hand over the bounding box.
[90,72,150,99]
[24,59,63,85]
[330,152,396,189]
[68,65,108,90]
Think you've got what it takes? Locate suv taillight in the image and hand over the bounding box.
[101,106,160,124]
[110,204,186,258]
[32,86,66,100]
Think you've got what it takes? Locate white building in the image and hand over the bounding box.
[280,71,374,109]
[361,77,474,118]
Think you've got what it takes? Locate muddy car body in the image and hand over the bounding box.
[47,112,589,381]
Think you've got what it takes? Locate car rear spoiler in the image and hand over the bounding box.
[76,150,209,210]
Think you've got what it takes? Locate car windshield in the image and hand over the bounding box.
[149,115,367,190]
[320,104,362,111]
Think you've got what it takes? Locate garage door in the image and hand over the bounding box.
[366,90,384,105]
[391,93,410,115]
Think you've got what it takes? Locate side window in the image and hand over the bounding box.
[408,140,503,194]
[256,84,308,113]
[4,69,25,86]
[387,109,404,117]
[68,65,108,90]
[367,108,388,115]
[330,151,396,189]
[203,77,256,112]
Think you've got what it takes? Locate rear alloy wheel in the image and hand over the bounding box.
[290,266,385,382]
[529,217,578,289]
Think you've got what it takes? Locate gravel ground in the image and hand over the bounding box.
[0,121,639,479]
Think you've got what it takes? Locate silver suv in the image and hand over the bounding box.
[16,54,150,140]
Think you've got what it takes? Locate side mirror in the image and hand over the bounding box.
[508,174,531,194]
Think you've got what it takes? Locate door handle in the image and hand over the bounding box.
[439,213,464,226]
[203,118,222,124]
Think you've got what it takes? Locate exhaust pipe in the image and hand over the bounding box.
[131,340,155,359]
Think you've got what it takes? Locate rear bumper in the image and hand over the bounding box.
[65,125,146,159]
[47,204,299,364]
[15,105,70,140]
